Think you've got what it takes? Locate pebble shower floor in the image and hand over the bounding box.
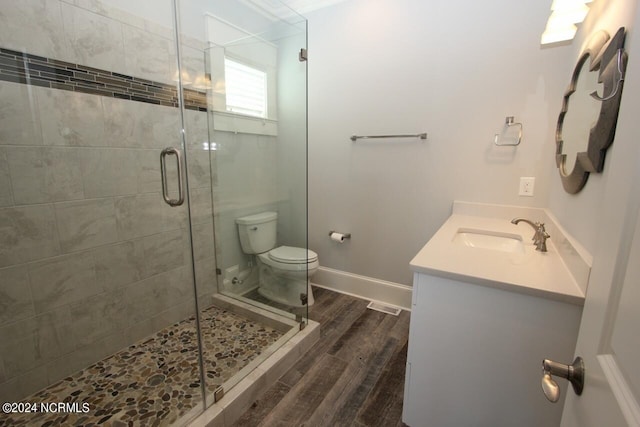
[0,306,284,426]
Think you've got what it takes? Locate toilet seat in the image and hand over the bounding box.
[258,246,319,271]
[269,246,318,264]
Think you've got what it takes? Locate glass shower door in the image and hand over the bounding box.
[191,0,309,322]
[0,0,207,424]
[1,0,309,423]
[176,0,309,410]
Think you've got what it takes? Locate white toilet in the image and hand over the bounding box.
[235,212,318,307]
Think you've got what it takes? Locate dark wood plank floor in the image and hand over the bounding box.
[232,287,410,427]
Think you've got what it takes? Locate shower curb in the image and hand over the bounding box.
[185,316,320,427]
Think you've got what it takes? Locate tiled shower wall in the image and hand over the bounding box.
[0,0,216,401]
[211,129,280,294]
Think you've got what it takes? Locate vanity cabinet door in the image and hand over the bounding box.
[402,273,581,427]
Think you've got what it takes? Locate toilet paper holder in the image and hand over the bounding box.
[329,231,351,239]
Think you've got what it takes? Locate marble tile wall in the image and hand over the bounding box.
[0,0,218,402]
[210,129,281,291]
[0,0,207,88]
[0,0,300,402]
[0,80,218,401]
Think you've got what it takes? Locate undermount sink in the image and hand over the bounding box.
[453,228,525,253]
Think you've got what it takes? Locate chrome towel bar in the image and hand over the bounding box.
[350,133,427,142]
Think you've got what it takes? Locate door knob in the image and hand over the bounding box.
[541,357,585,403]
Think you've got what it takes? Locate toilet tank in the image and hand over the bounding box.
[235,211,278,254]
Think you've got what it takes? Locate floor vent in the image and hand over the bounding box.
[367,301,402,316]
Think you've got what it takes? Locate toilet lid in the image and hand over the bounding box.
[269,246,318,264]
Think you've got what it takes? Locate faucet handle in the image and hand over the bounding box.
[535,223,550,239]
[511,218,550,252]
[535,222,549,235]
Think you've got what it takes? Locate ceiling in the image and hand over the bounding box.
[246,0,352,17]
[280,0,352,14]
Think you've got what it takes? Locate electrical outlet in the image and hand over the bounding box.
[519,177,535,197]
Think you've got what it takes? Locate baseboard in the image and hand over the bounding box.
[311,266,412,311]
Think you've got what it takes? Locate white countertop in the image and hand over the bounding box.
[410,213,586,306]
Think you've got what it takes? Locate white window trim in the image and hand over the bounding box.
[205,13,279,136]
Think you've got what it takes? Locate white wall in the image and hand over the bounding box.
[548,0,639,254]
[307,0,572,284]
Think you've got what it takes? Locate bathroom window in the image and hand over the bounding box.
[224,57,267,118]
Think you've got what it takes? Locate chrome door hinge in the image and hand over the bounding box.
[299,48,307,62]
[295,314,307,330]
[214,386,225,402]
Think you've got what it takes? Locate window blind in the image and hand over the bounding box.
[224,58,267,118]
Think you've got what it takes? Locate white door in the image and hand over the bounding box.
[560,7,640,425]
[560,203,640,426]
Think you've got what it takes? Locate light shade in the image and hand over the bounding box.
[541,0,592,45]
[172,69,193,85]
[551,1,590,23]
[541,23,578,44]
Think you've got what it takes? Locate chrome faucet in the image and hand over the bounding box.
[511,218,550,252]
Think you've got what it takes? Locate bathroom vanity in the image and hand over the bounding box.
[402,202,589,427]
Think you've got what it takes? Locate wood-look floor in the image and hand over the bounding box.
[232,287,410,427]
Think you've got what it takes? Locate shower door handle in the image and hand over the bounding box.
[160,147,185,207]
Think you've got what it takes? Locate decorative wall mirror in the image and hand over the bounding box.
[556,27,628,194]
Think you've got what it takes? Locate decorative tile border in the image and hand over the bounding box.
[0,47,207,111]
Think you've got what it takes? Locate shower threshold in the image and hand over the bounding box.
[183,295,319,426]
[1,296,318,427]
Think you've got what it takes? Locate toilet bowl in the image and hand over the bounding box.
[235,212,318,307]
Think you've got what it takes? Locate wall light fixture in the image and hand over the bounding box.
[541,0,593,45]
